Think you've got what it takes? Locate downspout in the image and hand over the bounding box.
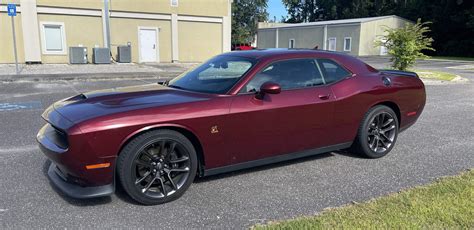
[275,28,279,48]
[104,0,111,49]
[323,25,327,50]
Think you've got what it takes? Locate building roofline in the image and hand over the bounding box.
[258,15,410,30]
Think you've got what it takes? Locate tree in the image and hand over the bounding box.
[232,0,268,44]
[376,19,434,71]
[282,0,323,23]
[281,0,473,57]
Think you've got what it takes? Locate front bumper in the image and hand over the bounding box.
[48,162,114,199]
[37,123,115,198]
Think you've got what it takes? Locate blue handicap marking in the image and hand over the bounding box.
[7,4,17,16]
[0,101,42,112]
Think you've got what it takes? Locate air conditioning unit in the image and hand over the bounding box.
[117,45,131,63]
[69,47,88,64]
[92,48,110,64]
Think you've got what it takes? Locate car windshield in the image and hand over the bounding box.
[168,55,256,94]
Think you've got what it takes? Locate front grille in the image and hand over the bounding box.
[46,124,69,149]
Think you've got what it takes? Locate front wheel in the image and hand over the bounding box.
[117,130,197,205]
[351,105,399,158]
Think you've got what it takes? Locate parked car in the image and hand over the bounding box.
[232,43,254,50]
[37,49,426,205]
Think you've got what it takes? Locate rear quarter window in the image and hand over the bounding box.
[317,59,351,84]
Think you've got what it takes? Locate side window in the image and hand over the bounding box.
[316,59,351,84]
[242,59,324,93]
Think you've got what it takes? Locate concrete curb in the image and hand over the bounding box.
[0,71,181,82]
[421,75,470,85]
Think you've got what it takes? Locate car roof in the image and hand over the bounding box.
[221,49,379,75]
[222,48,348,60]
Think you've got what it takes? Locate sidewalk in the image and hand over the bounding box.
[0,63,195,82]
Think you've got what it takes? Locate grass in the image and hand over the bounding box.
[427,56,474,62]
[413,70,458,81]
[253,169,474,229]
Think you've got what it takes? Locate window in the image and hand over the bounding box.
[289,39,295,48]
[40,22,66,55]
[242,59,325,93]
[316,59,351,84]
[344,37,352,51]
[171,0,178,7]
[328,37,336,51]
[168,55,256,94]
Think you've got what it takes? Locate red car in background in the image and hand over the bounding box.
[232,43,255,50]
[37,49,425,205]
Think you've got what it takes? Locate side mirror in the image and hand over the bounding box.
[256,82,281,99]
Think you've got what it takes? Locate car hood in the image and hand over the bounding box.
[50,84,211,125]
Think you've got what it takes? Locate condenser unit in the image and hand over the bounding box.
[69,47,88,64]
[117,45,131,63]
[92,48,110,64]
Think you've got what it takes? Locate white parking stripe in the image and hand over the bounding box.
[0,145,38,154]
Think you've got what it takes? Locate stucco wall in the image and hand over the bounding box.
[37,0,102,9]
[359,16,411,56]
[178,21,222,62]
[257,29,276,48]
[1,0,230,64]
[277,26,325,49]
[37,14,103,63]
[326,24,360,55]
[110,18,172,63]
[111,0,228,17]
[0,13,25,63]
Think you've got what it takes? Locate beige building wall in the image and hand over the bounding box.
[37,14,103,63]
[178,21,222,62]
[37,0,102,9]
[111,0,228,17]
[110,18,172,63]
[359,16,412,56]
[326,24,360,55]
[1,0,231,64]
[0,13,25,63]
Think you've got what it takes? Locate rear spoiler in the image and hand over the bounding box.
[380,69,419,78]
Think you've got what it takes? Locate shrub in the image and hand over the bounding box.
[377,19,434,71]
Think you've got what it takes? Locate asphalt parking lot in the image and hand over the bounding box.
[0,60,473,228]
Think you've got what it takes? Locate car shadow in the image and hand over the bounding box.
[42,160,112,207]
[195,149,364,183]
[195,151,340,183]
[332,149,366,159]
[42,149,363,206]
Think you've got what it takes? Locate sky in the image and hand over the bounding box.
[267,0,287,22]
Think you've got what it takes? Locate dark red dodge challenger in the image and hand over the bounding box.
[37,49,425,205]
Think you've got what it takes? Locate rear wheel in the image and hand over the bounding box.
[351,105,399,158]
[117,130,197,205]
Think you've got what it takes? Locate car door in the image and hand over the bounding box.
[226,58,336,164]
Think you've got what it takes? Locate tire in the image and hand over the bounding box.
[351,105,399,158]
[117,129,198,205]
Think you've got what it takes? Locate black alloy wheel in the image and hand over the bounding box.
[351,105,399,158]
[117,130,197,205]
[367,112,396,154]
[133,139,191,197]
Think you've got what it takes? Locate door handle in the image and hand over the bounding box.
[318,94,330,100]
